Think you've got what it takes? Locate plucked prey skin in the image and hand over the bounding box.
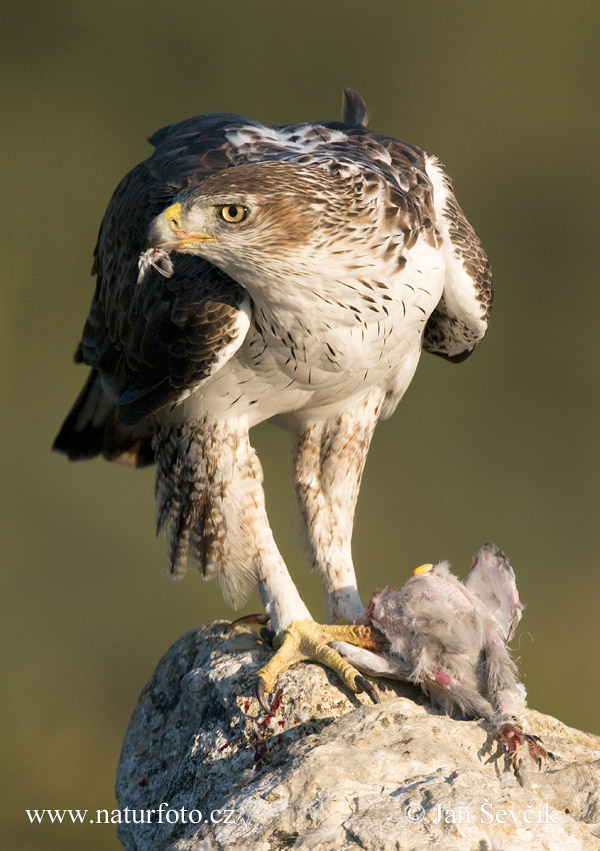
[341,544,527,728]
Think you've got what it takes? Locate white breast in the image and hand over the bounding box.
[175,234,444,428]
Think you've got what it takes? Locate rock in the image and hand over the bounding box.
[116,623,600,850]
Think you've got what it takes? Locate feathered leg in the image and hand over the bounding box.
[153,417,310,629]
[293,391,384,623]
[155,416,383,710]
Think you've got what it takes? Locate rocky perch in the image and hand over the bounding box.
[116,623,600,850]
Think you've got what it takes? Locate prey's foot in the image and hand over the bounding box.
[497,723,555,769]
[256,619,385,713]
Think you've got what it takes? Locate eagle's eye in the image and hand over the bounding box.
[218,204,247,223]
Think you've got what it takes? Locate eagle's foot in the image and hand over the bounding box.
[497,723,555,769]
[256,619,383,713]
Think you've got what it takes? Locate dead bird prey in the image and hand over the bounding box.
[330,543,551,767]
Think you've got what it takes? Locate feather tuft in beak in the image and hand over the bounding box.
[137,248,174,284]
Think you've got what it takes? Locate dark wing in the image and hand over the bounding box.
[346,129,492,362]
[77,113,258,426]
[313,121,492,359]
[421,161,493,361]
[52,367,156,466]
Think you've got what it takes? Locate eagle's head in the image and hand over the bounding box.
[140,159,386,291]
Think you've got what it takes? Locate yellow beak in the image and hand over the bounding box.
[162,202,215,245]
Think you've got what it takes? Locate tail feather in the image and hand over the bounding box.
[53,369,154,467]
[341,88,369,126]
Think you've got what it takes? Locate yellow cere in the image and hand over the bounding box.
[164,203,182,232]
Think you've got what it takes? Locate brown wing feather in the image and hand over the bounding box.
[55,114,256,461]
[421,162,493,361]
[444,194,493,322]
[78,117,254,426]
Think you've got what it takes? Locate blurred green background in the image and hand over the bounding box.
[2,1,599,847]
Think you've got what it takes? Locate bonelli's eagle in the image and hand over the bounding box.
[54,89,492,708]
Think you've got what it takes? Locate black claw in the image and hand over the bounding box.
[226,613,270,633]
[256,678,272,714]
[524,732,555,766]
[259,627,276,646]
[355,675,380,704]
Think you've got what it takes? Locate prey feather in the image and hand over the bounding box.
[137,247,174,284]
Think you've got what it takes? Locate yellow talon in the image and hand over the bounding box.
[255,619,383,713]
